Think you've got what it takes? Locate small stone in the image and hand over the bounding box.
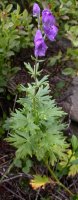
[62,76,78,122]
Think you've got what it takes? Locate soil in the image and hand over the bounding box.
[0,40,78,200]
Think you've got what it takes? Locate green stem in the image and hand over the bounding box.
[46,162,74,197]
[34,62,37,83]
[59,152,73,180]
[64,152,73,172]
[21,0,25,9]
[33,59,38,112]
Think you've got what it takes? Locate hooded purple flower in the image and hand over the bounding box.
[34,30,48,57]
[43,25,58,41]
[42,9,56,27]
[33,3,40,17]
[42,8,58,41]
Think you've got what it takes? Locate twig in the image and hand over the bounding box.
[0,155,8,160]
[13,94,17,111]
[0,160,10,169]
[0,171,33,184]
[68,178,78,189]
[0,162,14,183]
[17,186,25,200]
[51,193,62,200]
[57,190,69,200]
[0,173,23,183]
[72,179,78,194]
[35,188,41,200]
[3,185,25,200]
[46,162,74,197]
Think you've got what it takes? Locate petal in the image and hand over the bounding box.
[34,29,48,57]
[33,3,40,17]
[34,30,43,43]
[42,9,56,26]
[34,39,48,57]
[43,25,58,41]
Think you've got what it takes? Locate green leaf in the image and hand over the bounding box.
[22,159,32,173]
[4,75,68,169]
[71,195,78,200]
[56,81,65,89]
[30,175,50,189]
[6,4,13,13]
[17,4,20,14]
[0,88,4,93]
[73,41,78,47]
[16,142,32,159]
[62,68,75,76]
[4,22,14,29]
[14,159,22,168]
[70,159,78,165]
[71,135,78,151]
[24,62,34,75]
[48,52,62,67]
[6,51,15,57]
[0,127,4,136]
[68,164,78,176]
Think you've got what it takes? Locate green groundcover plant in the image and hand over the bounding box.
[4,3,78,199]
[3,1,78,77]
[0,2,34,93]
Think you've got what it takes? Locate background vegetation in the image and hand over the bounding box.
[0,1,78,200]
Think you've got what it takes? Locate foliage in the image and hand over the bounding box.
[30,174,50,189]
[0,112,6,136]
[71,195,78,200]
[2,1,78,198]
[3,3,78,197]
[57,135,78,177]
[0,3,34,92]
[45,0,78,77]
[4,62,68,172]
[2,1,78,78]
[48,51,62,67]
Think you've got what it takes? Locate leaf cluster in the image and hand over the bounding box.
[57,135,78,177]
[0,3,34,92]
[45,0,78,77]
[4,62,68,171]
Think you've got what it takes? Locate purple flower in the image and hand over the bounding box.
[34,30,48,57]
[43,25,58,41]
[33,3,40,17]
[42,9,58,41]
[34,29,42,43]
[42,9,56,27]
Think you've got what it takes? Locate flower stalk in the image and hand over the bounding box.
[46,162,74,197]
[33,58,38,112]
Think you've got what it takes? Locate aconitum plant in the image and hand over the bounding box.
[33,3,58,57]
[34,29,48,57]
[4,3,74,197]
